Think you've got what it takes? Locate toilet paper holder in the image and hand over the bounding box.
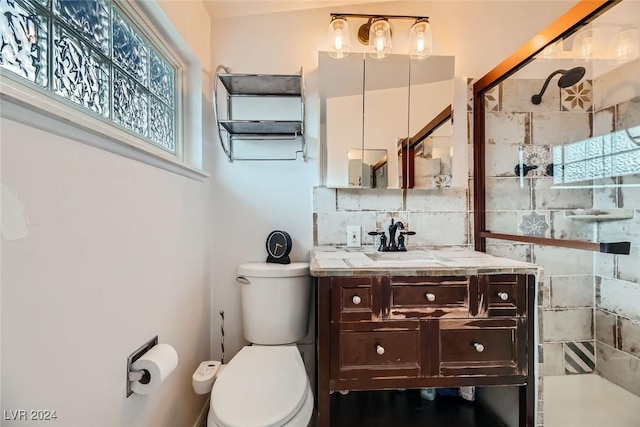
[126,335,158,397]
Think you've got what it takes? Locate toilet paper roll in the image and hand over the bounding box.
[130,343,178,395]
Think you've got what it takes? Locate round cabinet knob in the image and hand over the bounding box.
[498,292,509,301]
[376,344,385,355]
[425,293,436,302]
[352,295,362,305]
[473,342,485,353]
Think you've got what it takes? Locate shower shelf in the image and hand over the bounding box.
[564,209,634,221]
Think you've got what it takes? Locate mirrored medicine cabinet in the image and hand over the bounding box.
[319,51,458,189]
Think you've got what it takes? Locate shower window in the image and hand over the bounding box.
[0,0,179,153]
[552,126,640,187]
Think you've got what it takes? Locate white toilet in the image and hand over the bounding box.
[207,262,314,427]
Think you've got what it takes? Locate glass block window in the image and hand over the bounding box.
[0,0,177,153]
[553,125,640,184]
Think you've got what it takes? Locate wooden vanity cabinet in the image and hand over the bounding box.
[316,273,535,427]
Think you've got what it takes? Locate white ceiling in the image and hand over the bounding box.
[202,0,389,19]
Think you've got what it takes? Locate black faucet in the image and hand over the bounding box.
[368,219,416,252]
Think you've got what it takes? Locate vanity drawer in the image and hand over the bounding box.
[388,276,473,319]
[335,321,420,379]
[332,277,379,322]
[437,318,520,376]
[481,275,526,317]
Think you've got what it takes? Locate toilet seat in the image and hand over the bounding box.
[209,345,310,427]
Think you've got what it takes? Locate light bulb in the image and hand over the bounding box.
[375,31,384,52]
[416,32,425,53]
[334,29,343,51]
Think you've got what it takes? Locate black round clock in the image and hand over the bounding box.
[266,230,292,264]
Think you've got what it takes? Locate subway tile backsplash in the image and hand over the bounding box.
[485,111,529,144]
[531,112,591,146]
[618,317,640,359]
[596,342,640,396]
[597,276,640,321]
[312,187,470,247]
[543,308,594,342]
[550,275,594,308]
[533,246,593,276]
[337,188,403,212]
[408,212,469,246]
[404,188,467,212]
[485,177,532,210]
[595,308,617,348]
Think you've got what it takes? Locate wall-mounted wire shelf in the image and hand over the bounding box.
[213,65,306,162]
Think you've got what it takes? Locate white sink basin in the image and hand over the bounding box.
[343,251,454,268]
[365,251,451,263]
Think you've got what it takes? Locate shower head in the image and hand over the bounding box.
[531,66,586,105]
[558,67,586,88]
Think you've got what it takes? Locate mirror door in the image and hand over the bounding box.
[320,54,364,187]
[319,52,455,189]
[363,54,409,189]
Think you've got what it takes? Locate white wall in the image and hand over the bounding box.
[207,0,579,359]
[0,1,212,426]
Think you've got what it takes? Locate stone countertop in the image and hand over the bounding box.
[310,246,542,277]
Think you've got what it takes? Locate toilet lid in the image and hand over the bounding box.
[237,262,309,278]
[211,345,308,427]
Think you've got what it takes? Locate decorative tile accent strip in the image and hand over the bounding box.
[484,85,500,112]
[467,77,474,111]
[564,341,595,374]
[561,80,593,112]
[519,211,550,237]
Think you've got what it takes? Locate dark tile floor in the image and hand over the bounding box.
[328,389,507,427]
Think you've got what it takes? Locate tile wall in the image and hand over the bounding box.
[482,58,640,407]
[591,59,640,397]
[313,187,471,248]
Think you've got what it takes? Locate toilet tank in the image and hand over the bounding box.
[236,262,311,345]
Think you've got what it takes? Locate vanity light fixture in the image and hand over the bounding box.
[328,13,432,59]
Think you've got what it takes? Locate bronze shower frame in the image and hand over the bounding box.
[472,0,623,253]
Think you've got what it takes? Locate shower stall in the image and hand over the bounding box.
[473,1,640,426]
